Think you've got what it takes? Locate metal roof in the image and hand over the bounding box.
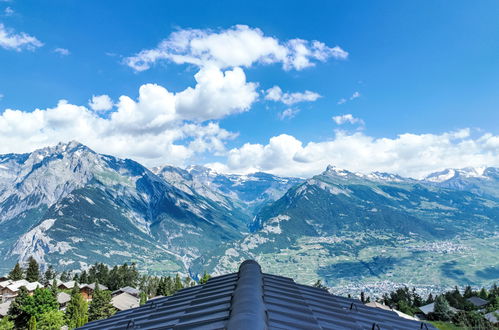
[466,296,489,307]
[79,260,435,329]
[111,292,140,311]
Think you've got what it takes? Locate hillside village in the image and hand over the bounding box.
[0,257,497,329]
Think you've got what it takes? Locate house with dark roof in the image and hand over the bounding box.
[79,283,109,300]
[79,260,435,329]
[112,286,140,298]
[466,296,489,308]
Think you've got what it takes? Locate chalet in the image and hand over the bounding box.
[0,280,42,302]
[466,296,489,308]
[111,292,140,311]
[57,291,71,310]
[58,280,77,290]
[79,283,109,300]
[112,286,140,298]
[80,260,436,329]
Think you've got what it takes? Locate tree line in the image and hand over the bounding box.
[1,258,212,329]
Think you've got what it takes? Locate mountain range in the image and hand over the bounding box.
[0,142,498,295]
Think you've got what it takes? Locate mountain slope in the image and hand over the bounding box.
[198,165,499,295]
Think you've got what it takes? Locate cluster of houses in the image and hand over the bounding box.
[366,295,498,325]
[0,277,140,319]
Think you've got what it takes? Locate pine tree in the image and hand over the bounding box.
[60,270,70,282]
[174,274,183,292]
[8,263,24,281]
[80,270,89,284]
[360,291,366,303]
[26,257,40,282]
[8,286,32,328]
[43,265,56,286]
[432,295,453,321]
[88,284,115,322]
[65,286,88,329]
[479,288,488,299]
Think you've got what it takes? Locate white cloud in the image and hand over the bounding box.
[337,91,361,105]
[4,6,14,16]
[264,85,321,105]
[0,69,253,167]
[278,108,300,120]
[88,95,113,111]
[206,129,499,179]
[332,114,364,126]
[0,23,43,51]
[175,66,258,121]
[54,47,70,56]
[125,25,347,72]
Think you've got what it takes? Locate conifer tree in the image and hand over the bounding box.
[8,262,23,281]
[26,257,40,282]
[8,286,32,328]
[65,286,88,329]
[88,284,115,322]
[432,295,453,321]
[37,310,65,330]
[174,274,183,292]
[43,265,56,286]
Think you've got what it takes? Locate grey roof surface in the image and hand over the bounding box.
[484,310,498,324]
[466,296,489,307]
[57,292,71,305]
[419,302,459,315]
[111,292,140,311]
[113,286,141,297]
[0,300,11,317]
[79,260,435,329]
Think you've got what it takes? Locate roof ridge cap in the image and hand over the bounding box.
[227,260,268,330]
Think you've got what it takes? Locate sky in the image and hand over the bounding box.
[0,0,499,178]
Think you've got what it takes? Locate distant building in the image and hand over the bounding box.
[112,286,140,298]
[57,291,71,310]
[111,292,140,311]
[365,301,420,321]
[80,260,436,329]
[484,310,499,324]
[466,296,489,308]
[0,280,42,302]
[418,302,459,316]
[58,280,77,290]
[79,283,109,300]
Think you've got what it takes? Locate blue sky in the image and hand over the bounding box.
[1,1,498,178]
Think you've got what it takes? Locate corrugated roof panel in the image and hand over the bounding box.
[79,260,436,330]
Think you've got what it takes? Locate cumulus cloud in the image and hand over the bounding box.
[54,47,70,56]
[206,129,499,179]
[0,23,43,51]
[88,95,113,111]
[278,108,300,120]
[332,114,364,126]
[0,78,247,166]
[264,85,321,105]
[125,25,347,72]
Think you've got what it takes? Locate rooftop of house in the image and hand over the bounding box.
[79,283,109,291]
[57,291,71,305]
[112,286,140,297]
[484,310,499,324]
[0,301,11,317]
[79,260,435,329]
[466,296,489,307]
[419,302,459,315]
[111,292,140,311]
